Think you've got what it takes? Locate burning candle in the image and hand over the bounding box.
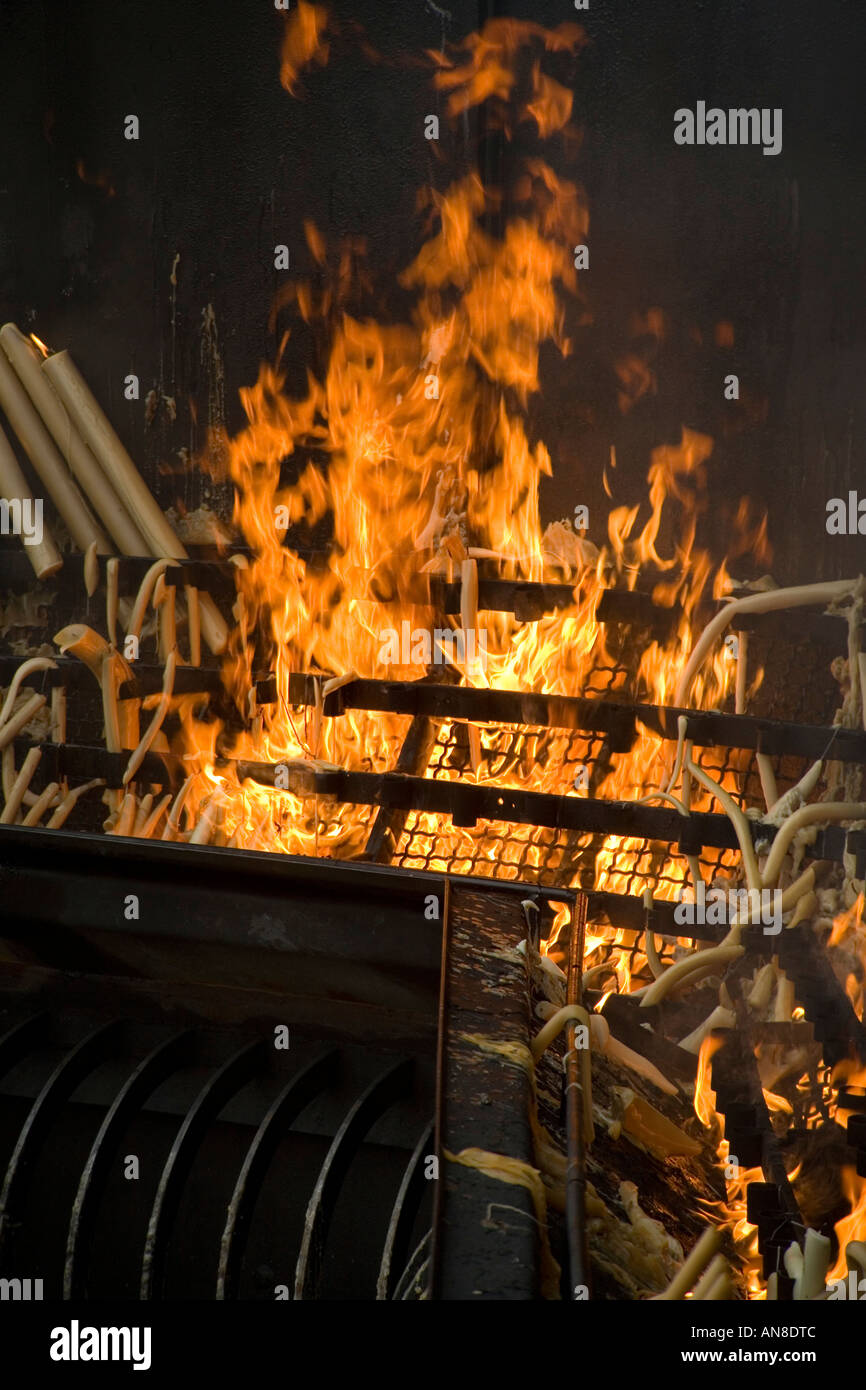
[40,347,228,654]
[0,418,62,579]
[0,344,110,555]
[0,324,148,556]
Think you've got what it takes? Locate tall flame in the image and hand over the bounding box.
[168,21,764,909]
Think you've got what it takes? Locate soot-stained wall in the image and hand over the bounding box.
[1,0,864,583]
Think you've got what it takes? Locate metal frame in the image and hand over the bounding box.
[279,673,866,766]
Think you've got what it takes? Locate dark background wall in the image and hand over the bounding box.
[1,0,864,583]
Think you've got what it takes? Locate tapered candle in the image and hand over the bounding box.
[0,345,110,554]
[41,348,228,654]
[0,419,62,579]
[0,324,148,556]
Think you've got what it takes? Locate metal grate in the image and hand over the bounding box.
[392,724,821,902]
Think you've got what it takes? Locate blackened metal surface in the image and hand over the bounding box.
[0,1020,121,1266]
[564,893,590,1299]
[0,825,444,1032]
[0,998,435,1300]
[0,1012,50,1078]
[0,653,223,697]
[293,1057,415,1300]
[231,766,866,868]
[140,1039,266,1299]
[711,1027,804,1283]
[217,1049,340,1301]
[64,1029,194,1298]
[11,738,183,787]
[740,921,866,1068]
[597,994,698,1086]
[376,1119,434,1301]
[774,925,866,1069]
[432,883,543,1300]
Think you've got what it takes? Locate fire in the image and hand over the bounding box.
[762,1088,793,1116]
[279,0,329,96]
[828,1167,866,1283]
[831,1058,866,1127]
[29,334,50,359]
[693,1039,770,1295]
[706,1150,767,1298]
[430,19,586,123]
[829,893,865,948]
[4,10,789,1303]
[694,1034,724,1130]
[163,10,763,899]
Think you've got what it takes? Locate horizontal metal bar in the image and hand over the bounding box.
[281,675,637,750]
[0,656,72,690]
[0,541,858,646]
[0,822,576,907]
[0,547,574,614]
[94,554,238,593]
[0,814,736,943]
[0,655,223,698]
[598,587,857,645]
[269,674,866,766]
[0,548,242,595]
[12,739,184,787]
[237,764,742,846]
[428,576,576,618]
[118,666,226,698]
[11,731,861,867]
[233,764,861,867]
[595,588,680,639]
[637,704,862,763]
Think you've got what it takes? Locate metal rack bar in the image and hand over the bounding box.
[278,673,866,765]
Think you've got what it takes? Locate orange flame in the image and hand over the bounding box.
[432,20,585,120]
[829,1167,866,1283]
[280,1,329,96]
[829,893,865,948]
[694,1034,725,1130]
[162,17,755,925]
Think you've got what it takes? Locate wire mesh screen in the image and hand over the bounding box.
[393,720,758,895]
[390,615,841,906]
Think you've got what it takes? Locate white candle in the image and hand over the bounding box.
[0,419,62,579]
[0,324,148,556]
[41,348,228,654]
[794,1229,831,1300]
[0,344,110,554]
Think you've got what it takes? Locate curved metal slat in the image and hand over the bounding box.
[64,1029,194,1299]
[376,1119,433,1300]
[216,1048,340,1300]
[0,1020,122,1266]
[294,1057,414,1301]
[140,1039,265,1300]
